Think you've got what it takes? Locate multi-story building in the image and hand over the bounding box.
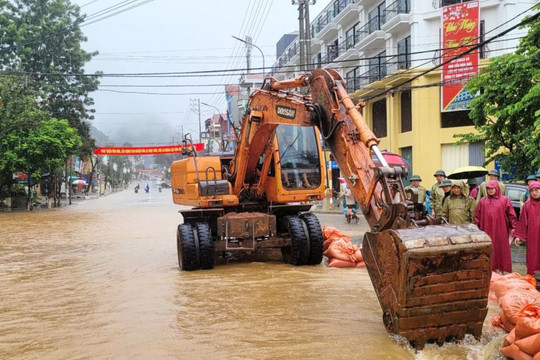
[271,0,537,183]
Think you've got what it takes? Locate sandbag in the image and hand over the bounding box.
[324,239,361,263]
[323,235,352,251]
[499,291,540,326]
[328,258,357,268]
[534,352,540,360]
[322,226,351,242]
[492,274,538,300]
[505,328,518,347]
[516,333,540,356]
[516,305,540,339]
[500,344,533,360]
[355,260,365,268]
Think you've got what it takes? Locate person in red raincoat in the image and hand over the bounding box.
[474,179,517,273]
[514,181,540,275]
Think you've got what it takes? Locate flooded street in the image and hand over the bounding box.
[0,189,507,359]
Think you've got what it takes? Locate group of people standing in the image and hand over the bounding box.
[405,169,540,276]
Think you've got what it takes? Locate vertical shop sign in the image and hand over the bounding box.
[441,0,479,111]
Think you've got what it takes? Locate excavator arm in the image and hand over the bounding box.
[228,79,318,198]
[266,69,419,231]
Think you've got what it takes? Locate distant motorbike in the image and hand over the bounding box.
[144,185,150,193]
[134,185,140,193]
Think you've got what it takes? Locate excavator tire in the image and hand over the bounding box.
[361,223,492,349]
[282,215,310,266]
[177,224,199,271]
[195,222,214,270]
[300,213,324,265]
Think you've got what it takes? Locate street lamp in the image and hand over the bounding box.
[232,35,266,76]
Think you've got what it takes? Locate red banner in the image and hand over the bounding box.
[441,0,479,111]
[94,143,204,155]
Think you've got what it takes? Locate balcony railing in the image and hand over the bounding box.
[384,0,411,22]
[312,9,335,36]
[354,15,385,45]
[312,0,355,36]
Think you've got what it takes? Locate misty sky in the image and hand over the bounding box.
[74,0,327,146]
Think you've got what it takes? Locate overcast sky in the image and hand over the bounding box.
[73,0,328,146]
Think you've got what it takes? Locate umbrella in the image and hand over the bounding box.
[72,179,87,186]
[447,166,488,180]
[371,151,410,168]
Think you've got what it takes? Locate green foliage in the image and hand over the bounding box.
[0,76,81,195]
[0,0,100,158]
[456,9,540,178]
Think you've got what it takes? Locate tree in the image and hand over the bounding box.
[0,77,81,207]
[456,9,540,179]
[0,0,100,159]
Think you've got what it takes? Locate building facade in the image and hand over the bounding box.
[271,0,537,183]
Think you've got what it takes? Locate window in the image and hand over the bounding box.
[479,20,486,59]
[346,67,360,93]
[397,36,411,70]
[313,53,322,68]
[441,110,473,128]
[277,125,322,190]
[327,39,339,62]
[400,90,412,132]
[368,2,386,33]
[372,99,387,138]
[345,22,360,49]
[398,0,411,13]
[369,51,387,83]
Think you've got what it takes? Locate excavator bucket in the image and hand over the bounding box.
[361,223,492,349]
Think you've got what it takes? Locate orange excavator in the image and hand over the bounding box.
[171,68,492,348]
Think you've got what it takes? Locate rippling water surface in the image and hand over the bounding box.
[0,190,507,359]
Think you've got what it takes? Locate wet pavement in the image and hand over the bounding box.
[0,188,517,359]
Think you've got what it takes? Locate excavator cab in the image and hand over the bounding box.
[276,125,322,191]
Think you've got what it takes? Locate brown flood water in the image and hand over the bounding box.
[0,189,507,359]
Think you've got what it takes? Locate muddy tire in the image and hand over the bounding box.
[177,224,199,271]
[281,215,309,266]
[195,222,214,270]
[300,213,323,265]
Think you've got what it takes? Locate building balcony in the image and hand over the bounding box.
[312,9,335,37]
[335,38,362,63]
[355,29,386,53]
[354,17,386,52]
[333,0,360,25]
[313,23,339,43]
[381,0,411,34]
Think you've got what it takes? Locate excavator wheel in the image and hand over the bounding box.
[195,222,214,270]
[177,224,199,271]
[281,215,310,266]
[300,213,324,265]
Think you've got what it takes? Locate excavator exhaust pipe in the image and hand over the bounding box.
[361,223,492,349]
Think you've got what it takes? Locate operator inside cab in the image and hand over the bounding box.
[276,125,321,190]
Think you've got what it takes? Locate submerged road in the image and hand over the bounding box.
[0,188,508,359]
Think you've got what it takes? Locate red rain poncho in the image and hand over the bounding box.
[514,181,540,275]
[474,180,517,273]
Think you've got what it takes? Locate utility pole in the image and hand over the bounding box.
[190,98,202,142]
[293,0,315,71]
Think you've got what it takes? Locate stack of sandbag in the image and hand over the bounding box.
[321,226,365,268]
[489,272,540,359]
